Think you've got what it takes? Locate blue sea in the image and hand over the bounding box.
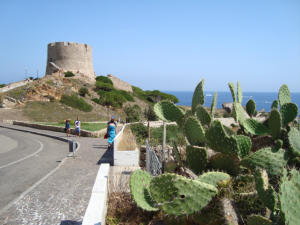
[165,91,300,113]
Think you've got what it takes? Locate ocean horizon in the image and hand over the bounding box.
[165,91,300,113]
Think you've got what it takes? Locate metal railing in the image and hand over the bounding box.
[145,139,162,176]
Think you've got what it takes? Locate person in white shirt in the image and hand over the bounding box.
[75,117,81,137]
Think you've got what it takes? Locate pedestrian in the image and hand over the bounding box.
[65,119,71,137]
[106,116,117,148]
[75,117,81,137]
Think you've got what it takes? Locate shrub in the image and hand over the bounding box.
[79,87,89,97]
[144,106,158,121]
[95,76,113,85]
[98,91,126,108]
[130,123,148,144]
[124,104,142,122]
[95,81,114,91]
[145,90,179,103]
[0,94,3,104]
[115,90,134,102]
[60,94,93,112]
[0,84,6,88]
[91,98,100,104]
[64,71,75,77]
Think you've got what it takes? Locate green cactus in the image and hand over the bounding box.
[246,99,256,117]
[268,109,282,139]
[278,84,291,106]
[288,127,300,157]
[236,135,252,158]
[173,142,183,166]
[197,171,231,187]
[210,92,217,117]
[228,82,236,102]
[233,102,247,124]
[280,102,298,127]
[192,79,205,113]
[196,105,212,126]
[247,214,272,225]
[241,147,288,176]
[184,116,206,146]
[237,81,242,104]
[279,168,300,225]
[243,118,269,136]
[149,173,218,216]
[210,153,240,175]
[129,170,158,211]
[275,139,283,149]
[154,100,185,124]
[186,145,208,174]
[254,169,277,211]
[206,120,239,157]
[271,100,279,109]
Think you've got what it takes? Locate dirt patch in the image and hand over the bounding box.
[118,127,137,150]
[0,107,29,122]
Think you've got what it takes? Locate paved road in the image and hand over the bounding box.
[0,127,68,212]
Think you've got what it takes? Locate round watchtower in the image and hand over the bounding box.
[46,42,95,79]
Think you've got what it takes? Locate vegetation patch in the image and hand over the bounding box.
[124,104,142,122]
[0,84,6,88]
[78,87,89,97]
[60,94,93,112]
[64,71,75,77]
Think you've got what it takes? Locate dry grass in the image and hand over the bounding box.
[118,127,137,150]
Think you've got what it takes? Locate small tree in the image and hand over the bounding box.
[79,87,89,97]
[144,106,158,121]
[124,104,142,122]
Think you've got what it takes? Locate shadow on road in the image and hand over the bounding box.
[97,144,114,165]
[60,220,82,225]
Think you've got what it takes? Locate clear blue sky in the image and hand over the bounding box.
[0,0,299,92]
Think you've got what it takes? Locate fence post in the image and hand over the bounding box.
[146,139,150,173]
[162,121,166,173]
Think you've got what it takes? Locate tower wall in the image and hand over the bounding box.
[46,42,95,79]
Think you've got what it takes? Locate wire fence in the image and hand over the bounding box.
[145,139,162,176]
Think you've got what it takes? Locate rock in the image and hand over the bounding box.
[222,102,233,113]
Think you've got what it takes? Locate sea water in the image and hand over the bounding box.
[165,91,300,113]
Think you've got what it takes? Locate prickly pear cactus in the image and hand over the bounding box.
[237,81,242,104]
[228,82,236,102]
[254,169,277,211]
[154,100,184,124]
[243,118,269,136]
[236,135,252,158]
[278,84,291,106]
[184,116,206,146]
[288,127,300,157]
[172,142,183,166]
[196,105,212,126]
[233,102,247,124]
[271,99,279,109]
[206,120,239,157]
[149,173,218,216]
[247,214,272,225]
[130,170,158,211]
[268,109,282,139]
[192,79,205,113]
[280,102,298,127]
[279,168,300,225]
[210,92,217,117]
[210,153,240,175]
[186,145,208,174]
[241,147,288,176]
[197,171,231,187]
[246,99,256,117]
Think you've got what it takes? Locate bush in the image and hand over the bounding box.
[0,84,6,88]
[124,104,142,122]
[145,90,179,103]
[64,71,75,77]
[0,94,3,104]
[130,123,148,144]
[79,87,89,97]
[150,125,185,146]
[60,94,93,112]
[144,106,158,121]
[98,91,127,108]
[115,90,134,102]
[95,81,114,91]
[95,76,113,85]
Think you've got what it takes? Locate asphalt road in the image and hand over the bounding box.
[0,127,68,212]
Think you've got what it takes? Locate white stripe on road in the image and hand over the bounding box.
[0,140,44,170]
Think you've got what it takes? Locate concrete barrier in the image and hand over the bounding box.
[12,121,106,137]
[82,163,110,225]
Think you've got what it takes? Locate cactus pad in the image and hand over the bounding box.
[186,145,208,174]
[280,102,298,126]
[154,100,184,123]
[288,127,300,157]
[268,109,282,139]
[278,84,291,106]
[172,142,183,166]
[196,105,212,126]
[236,135,252,158]
[150,173,218,216]
[233,102,247,124]
[184,116,206,146]
[228,82,236,102]
[246,99,256,117]
[243,118,269,136]
[210,92,217,117]
[130,170,158,211]
[197,171,231,187]
[271,100,279,109]
[241,147,288,176]
[210,153,240,175]
[279,168,300,225]
[247,214,272,225]
[192,79,205,113]
[237,81,242,103]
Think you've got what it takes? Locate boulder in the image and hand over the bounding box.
[222,102,233,113]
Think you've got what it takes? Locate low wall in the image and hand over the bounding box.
[12,121,106,137]
[0,80,33,93]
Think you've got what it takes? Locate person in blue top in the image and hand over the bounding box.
[107,116,117,147]
[65,119,71,137]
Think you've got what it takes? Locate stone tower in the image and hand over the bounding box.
[45,42,95,80]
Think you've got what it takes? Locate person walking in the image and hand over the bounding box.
[65,119,71,137]
[75,117,81,137]
[107,116,117,148]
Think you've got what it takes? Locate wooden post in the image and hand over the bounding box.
[162,121,166,173]
[147,121,150,143]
